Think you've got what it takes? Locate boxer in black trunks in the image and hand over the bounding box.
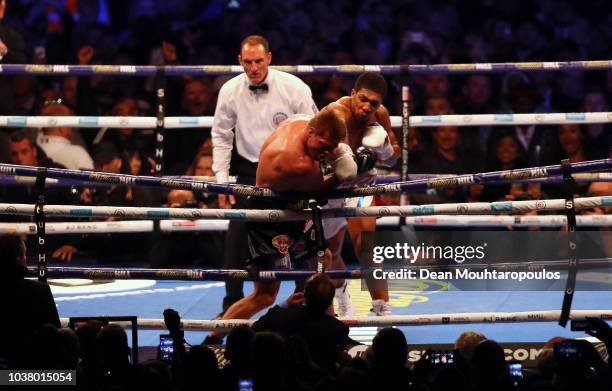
[205,106,359,343]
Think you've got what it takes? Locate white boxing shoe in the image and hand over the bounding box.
[371,299,392,316]
[334,280,356,317]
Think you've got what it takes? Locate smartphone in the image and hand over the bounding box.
[157,334,174,362]
[554,340,578,359]
[238,378,253,391]
[429,349,456,365]
[570,319,589,332]
[508,361,523,386]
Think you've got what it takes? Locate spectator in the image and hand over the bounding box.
[37,103,94,170]
[0,233,60,368]
[221,325,255,390]
[75,320,104,377]
[454,330,487,363]
[483,133,528,201]
[178,345,220,391]
[581,89,611,159]
[165,78,215,174]
[0,0,26,115]
[252,273,350,375]
[471,339,512,391]
[91,324,133,387]
[368,327,413,389]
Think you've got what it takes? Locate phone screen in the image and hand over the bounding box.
[239,379,253,391]
[556,340,578,359]
[570,319,589,332]
[158,334,174,362]
[429,350,456,364]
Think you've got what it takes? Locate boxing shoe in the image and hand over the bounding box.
[334,280,356,317]
[371,299,392,316]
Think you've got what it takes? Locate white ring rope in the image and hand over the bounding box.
[1,112,611,129]
[1,214,610,235]
[0,197,608,221]
[58,310,612,331]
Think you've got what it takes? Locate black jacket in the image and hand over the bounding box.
[0,264,61,367]
[0,23,27,114]
[252,304,350,375]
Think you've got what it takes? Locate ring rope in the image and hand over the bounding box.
[0,215,610,235]
[2,60,612,76]
[1,159,610,199]
[1,172,608,188]
[374,172,612,185]
[2,112,612,129]
[0,197,608,221]
[56,310,612,331]
[26,258,611,281]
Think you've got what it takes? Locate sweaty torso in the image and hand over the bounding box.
[256,117,323,192]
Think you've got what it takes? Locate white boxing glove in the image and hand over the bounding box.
[331,143,357,183]
[362,123,394,161]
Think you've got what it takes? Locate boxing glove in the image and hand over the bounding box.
[331,143,357,183]
[362,123,394,161]
[355,146,377,174]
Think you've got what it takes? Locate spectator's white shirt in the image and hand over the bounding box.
[212,68,318,182]
[38,135,94,170]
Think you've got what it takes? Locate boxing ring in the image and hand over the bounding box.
[1,60,611,348]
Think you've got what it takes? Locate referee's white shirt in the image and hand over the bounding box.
[212,68,318,182]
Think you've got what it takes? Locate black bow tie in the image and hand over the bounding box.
[249,83,268,93]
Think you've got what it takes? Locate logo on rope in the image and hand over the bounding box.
[26,65,53,73]
[79,117,100,126]
[377,207,391,217]
[338,65,364,72]
[535,114,545,122]
[7,117,27,126]
[0,166,16,174]
[499,168,547,180]
[190,210,202,218]
[161,179,194,190]
[457,205,469,214]
[202,65,232,73]
[119,117,130,127]
[113,209,126,217]
[272,235,293,254]
[462,115,472,123]
[427,175,474,189]
[92,65,119,73]
[268,211,281,221]
[412,206,435,215]
[47,118,58,126]
[223,211,247,219]
[535,201,546,209]
[494,114,514,122]
[273,112,289,126]
[4,206,17,213]
[565,113,586,121]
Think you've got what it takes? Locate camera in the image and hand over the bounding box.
[157,334,175,362]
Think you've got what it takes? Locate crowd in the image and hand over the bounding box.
[0,2,611,387]
[1,233,611,390]
[0,0,610,265]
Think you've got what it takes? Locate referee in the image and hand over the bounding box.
[212,35,318,314]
